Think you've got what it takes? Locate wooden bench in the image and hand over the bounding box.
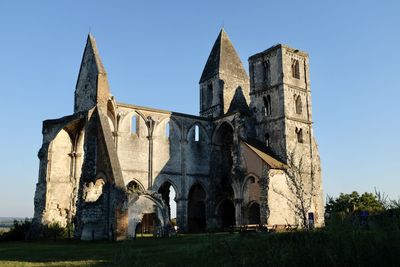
[269,224,299,232]
[285,224,299,231]
[230,224,268,233]
[230,224,299,233]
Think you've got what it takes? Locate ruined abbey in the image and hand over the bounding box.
[33,29,324,240]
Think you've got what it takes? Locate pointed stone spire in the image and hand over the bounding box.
[199,29,250,118]
[74,34,110,113]
[199,28,248,83]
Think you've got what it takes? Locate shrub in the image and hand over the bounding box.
[0,219,75,241]
[0,219,31,241]
[41,222,72,240]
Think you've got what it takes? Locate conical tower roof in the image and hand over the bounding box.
[200,29,248,83]
[74,34,110,113]
[81,34,106,75]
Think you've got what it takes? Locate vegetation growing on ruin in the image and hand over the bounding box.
[1,191,399,266]
[1,217,400,267]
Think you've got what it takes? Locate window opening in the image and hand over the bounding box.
[194,125,200,142]
[166,122,170,138]
[292,59,300,79]
[295,95,303,114]
[262,60,269,82]
[296,127,303,143]
[265,133,270,147]
[131,114,137,134]
[263,95,272,116]
[207,84,213,107]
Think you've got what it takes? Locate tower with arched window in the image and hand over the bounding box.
[248,44,314,160]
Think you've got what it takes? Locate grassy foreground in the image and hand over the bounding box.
[0,229,399,267]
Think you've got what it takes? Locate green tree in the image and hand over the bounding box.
[326,191,384,216]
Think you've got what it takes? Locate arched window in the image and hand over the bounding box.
[262,60,269,82]
[296,127,303,143]
[131,114,137,134]
[166,122,170,138]
[295,95,302,114]
[262,95,272,116]
[194,125,200,142]
[265,133,270,147]
[291,59,300,79]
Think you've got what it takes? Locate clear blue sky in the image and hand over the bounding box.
[0,1,399,217]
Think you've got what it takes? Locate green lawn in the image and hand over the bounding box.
[0,230,399,267]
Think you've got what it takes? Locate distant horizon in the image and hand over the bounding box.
[0,217,31,221]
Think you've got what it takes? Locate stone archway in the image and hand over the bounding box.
[248,202,260,224]
[217,199,235,229]
[187,183,206,233]
[212,122,234,207]
[214,122,234,190]
[157,181,177,222]
[127,193,169,239]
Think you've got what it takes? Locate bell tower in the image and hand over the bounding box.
[248,44,314,161]
[199,29,249,118]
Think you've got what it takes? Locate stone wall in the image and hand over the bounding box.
[33,114,85,229]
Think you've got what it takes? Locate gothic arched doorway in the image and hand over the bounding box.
[188,183,206,233]
[157,181,177,222]
[217,199,235,229]
[248,202,260,225]
[212,122,235,227]
[214,122,234,190]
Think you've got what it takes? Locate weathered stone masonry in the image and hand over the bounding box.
[33,29,324,240]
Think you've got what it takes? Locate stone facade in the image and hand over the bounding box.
[33,29,324,240]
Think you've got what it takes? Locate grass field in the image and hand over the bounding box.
[0,229,399,267]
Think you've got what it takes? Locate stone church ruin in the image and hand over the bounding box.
[33,29,324,240]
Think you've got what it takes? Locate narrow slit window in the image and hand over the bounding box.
[194,125,200,142]
[166,122,170,138]
[131,114,137,134]
[207,84,213,107]
[262,60,269,82]
[295,95,302,114]
[263,95,272,116]
[265,133,270,147]
[296,127,303,143]
[292,59,300,79]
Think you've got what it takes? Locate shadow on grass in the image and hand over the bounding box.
[1,229,400,267]
[0,240,117,266]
